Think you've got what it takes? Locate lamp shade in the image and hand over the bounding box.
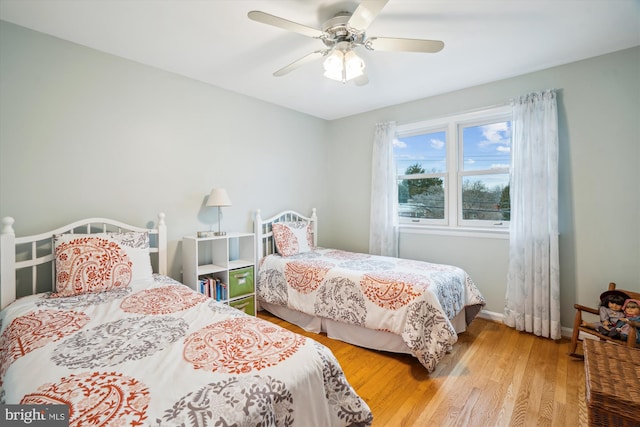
[323,46,365,83]
[206,188,232,207]
[344,50,365,80]
[323,49,344,81]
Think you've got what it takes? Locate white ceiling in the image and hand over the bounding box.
[1,0,638,120]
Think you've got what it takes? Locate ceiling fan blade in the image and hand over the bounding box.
[368,37,445,53]
[248,11,324,38]
[273,51,326,77]
[348,0,389,31]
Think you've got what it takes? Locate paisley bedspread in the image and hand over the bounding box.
[258,249,486,372]
[0,274,372,426]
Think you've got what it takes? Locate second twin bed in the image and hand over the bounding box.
[254,208,486,373]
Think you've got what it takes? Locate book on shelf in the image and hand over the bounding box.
[215,278,228,301]
[198,275,228,301]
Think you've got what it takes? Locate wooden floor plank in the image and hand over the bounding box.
[257,311,586,426]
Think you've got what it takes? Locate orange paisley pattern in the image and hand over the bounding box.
[272,222,314,256]
[183,317,305,374]
[53,236,132,297]
[360,272,427,310]
[121,285,207,314]
[272,224,299,256]
[21,371,149,427]
[284,260,333,294]
[0,310,90,385]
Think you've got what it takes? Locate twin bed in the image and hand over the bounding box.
[0,213,372,426]
[254,209,486,373]
[0,208,486,425]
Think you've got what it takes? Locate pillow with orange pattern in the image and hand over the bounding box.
[52,232,152,297]
[271,222,314,257]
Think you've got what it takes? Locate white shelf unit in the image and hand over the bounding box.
[182,232,256,316]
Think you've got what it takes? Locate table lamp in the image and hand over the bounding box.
[206,188,232,236]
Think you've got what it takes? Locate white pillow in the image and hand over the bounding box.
[272,221,314,257]
[52,232,153,297]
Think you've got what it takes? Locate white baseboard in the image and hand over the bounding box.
[477,309,503,323]
[476,309,575,339]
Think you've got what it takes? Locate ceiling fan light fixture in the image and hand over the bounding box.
[344,49,365,80]
[323,49,344,81]
[323,48,365,83]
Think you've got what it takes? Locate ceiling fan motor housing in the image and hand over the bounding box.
[322,12,366,49]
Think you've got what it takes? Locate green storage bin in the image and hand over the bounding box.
[228,266,254,298]
[229,295,255,316]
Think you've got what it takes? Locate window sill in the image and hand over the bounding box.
[399,224,509,239]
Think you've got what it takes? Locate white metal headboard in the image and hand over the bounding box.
[254,208,317,273]
[0,213,167,309]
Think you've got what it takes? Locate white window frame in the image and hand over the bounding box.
[395,105,512,232]
[396,123,449,226]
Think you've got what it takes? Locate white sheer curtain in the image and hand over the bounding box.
[369,121,398,257]
[504,90,561,339]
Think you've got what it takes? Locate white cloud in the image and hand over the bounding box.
[466,159,476,164]
[483,122,511,142]
[430,138,445,149]
[496,146,511,153]
[478,122,511,148]
[491,163,510,169]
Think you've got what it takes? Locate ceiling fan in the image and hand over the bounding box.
[248,0,444,84]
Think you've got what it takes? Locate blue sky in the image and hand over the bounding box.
[394,121,511,176]
[462,122,511,172]
[394,130,447,174]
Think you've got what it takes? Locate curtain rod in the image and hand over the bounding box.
[392,88,557,127]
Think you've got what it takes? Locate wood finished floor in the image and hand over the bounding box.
[258,311,587,427]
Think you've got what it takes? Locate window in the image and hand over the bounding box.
[394,106,512,229]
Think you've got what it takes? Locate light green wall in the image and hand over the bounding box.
[1,20,638,329]
[0,21,328,281]
[324,46,640,327]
